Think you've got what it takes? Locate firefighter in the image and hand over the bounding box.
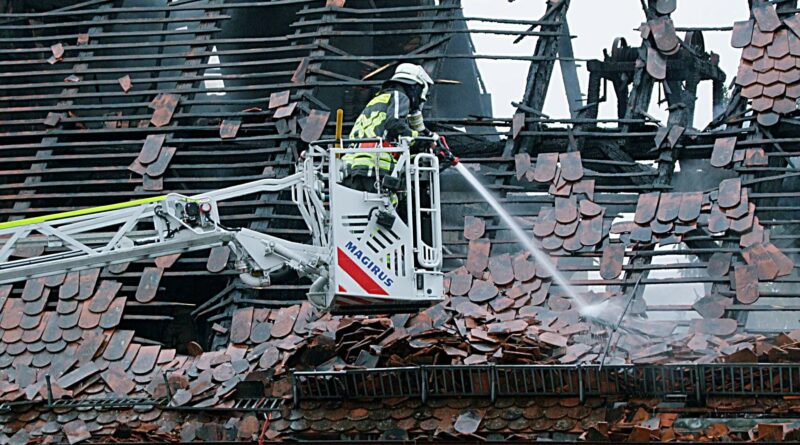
[342,63,438,197]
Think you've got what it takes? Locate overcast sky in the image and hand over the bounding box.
[460,0,749,128]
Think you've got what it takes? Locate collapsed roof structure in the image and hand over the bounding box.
[3,0,800,442]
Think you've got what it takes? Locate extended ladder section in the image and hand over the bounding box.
[0,139,444,314]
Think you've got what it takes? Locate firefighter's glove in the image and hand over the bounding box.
[420,129,440,143]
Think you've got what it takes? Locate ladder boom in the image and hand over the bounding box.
[0,173,311,286]
[0,138,445,314]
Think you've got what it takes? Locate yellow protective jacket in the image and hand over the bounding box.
[345,86,421,172]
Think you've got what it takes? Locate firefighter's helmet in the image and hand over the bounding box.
[389,63,434,102]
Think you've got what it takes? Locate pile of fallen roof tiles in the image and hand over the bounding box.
[0,247,787,443]
[271,395,800,442]
[733,3,800,126]
[278,396,612,441]
[6,135,800,443]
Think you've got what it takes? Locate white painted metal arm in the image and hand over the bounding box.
[196,172,305,202]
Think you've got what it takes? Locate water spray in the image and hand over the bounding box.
[598,274,644,369]
[447,141,589,311]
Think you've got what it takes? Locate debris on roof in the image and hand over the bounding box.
[3,0,800,443]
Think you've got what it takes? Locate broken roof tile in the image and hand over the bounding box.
[512,255,536,282]
[463,215,485,240]
[145,146,176,177]
[730,203,756,233]
[300,110,330,143]
[63,419,91,445]
[743,242,780,281]
[765,243,795,277]
[101,366,135,397]
[693,294,729,319]
[468,279,498,303]
[694,318,738,337]
[57,361,100,388]
[707,252,732,278]
[466,239,491,277]
[515,153,531,181]
[118,75,132,93]
[220,119,242,139]
[155,253,181,269]
[571,180,594,201]
[454,409,483,434]
[143,173,164,191]
[272,305,300,338]
[274,101,298,119]
[579,199,602,218]
[149,93,180,127]
[708,204,730,233]
[488,254,514,286]
[744,148,768,167]
[269,90,291,109]
[734,264,760,304]
[539,332,568,348]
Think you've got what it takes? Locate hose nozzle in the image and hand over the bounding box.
[436,135,459,167]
